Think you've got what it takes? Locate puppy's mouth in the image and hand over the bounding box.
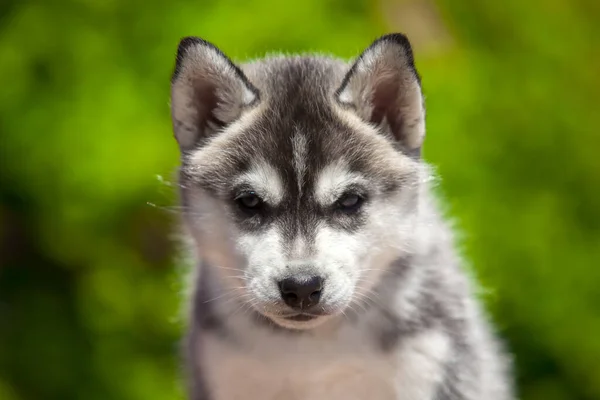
[262,310,332,329]
[283,313,318,322]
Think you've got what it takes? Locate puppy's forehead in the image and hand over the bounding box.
[188,56,412,196]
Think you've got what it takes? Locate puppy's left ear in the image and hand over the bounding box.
[336,34,425,157]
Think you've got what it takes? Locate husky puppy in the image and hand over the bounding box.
[170,33,513,400]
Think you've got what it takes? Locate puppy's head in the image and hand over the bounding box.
[171,34,426,329]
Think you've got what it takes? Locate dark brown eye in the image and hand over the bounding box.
[337,193,364,213]
[236,192,263,211]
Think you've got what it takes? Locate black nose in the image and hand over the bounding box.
[278,276,324,310]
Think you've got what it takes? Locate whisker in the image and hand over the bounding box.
[228,300,251,318]
[340,308,349,320]
[347,304,362,318]
[354,288,379,302]
[214,266,247,273]
[219,292,253,307]
[240,300,260,318]
[350,296,370,314]
[202,287,244,304]
[222,275,248,282]
[352,287,382,312]
[146,202,208,217]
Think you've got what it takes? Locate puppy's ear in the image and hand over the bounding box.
[336,34,425,157]
[170,37,259,152]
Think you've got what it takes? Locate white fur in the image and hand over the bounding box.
[199,321,451,400]
[235,161,285,205]
[314,161,369,206]
[292,132,308,194]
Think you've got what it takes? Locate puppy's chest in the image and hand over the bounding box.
[200,328,397,400]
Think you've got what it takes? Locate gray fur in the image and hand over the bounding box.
[171,33,514,400]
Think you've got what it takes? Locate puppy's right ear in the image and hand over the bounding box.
[170,37,260,152]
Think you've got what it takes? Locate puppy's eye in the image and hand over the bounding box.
[235,192,263,211]
[336,193,364,213]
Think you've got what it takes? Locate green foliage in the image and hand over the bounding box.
[0,0,598,399]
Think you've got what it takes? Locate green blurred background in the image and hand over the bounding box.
[0,0,598,399]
